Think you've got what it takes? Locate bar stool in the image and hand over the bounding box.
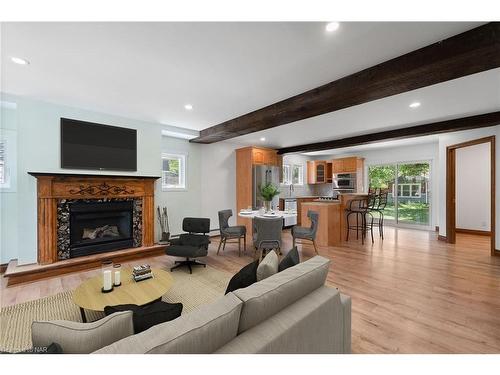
[345,197,375,244]
[369,190,388,239]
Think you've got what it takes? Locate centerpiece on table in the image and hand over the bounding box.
[259,182,280,212]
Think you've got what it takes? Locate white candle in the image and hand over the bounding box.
[114,270,121,286]
[103,270,112,291]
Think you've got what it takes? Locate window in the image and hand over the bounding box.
[291,164,304,185]
[162,153,186,190]
[397,183,421,198]
[282,164,291,185]
[282,164,303,185]
[0,130,17,191]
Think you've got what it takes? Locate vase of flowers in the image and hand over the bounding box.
[259,183,280,212]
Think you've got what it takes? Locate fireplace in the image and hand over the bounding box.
[69,200,134,258]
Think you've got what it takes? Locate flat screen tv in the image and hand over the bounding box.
[61,118,137,171]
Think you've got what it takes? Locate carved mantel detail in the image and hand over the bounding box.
[29,173,160,265]
[68,182,135,196]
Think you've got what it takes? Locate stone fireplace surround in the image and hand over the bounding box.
[29,172,159,265]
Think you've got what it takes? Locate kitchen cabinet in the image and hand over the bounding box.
[250,147,280,166]
[307,160,327,184]
[332,157,362,173]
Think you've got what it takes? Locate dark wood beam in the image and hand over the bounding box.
[276,111,500,154]
[191,22,500,144]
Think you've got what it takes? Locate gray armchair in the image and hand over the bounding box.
[292,210,319,254]
[166,217,210,274]
[253,216,282,259]
[217,209,246,256]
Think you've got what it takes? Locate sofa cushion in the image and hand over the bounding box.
[31,311,134,354]
[104,301,183,333]
[256,250,278,281]
[225,260,258,294]
[278,246,300,272]
[94,292,243,354]
[233,255,330,334]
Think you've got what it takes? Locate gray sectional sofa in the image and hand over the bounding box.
[94,255,351,354]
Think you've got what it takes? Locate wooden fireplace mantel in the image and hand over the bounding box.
[30,173,159,265]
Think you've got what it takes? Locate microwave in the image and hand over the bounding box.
[333,173,356,190]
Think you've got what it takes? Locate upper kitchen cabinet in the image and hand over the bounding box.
[307,160,328,184]
[251,147,281,166]
[332,157,362,173]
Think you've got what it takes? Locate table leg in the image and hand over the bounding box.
[80,307,87,323]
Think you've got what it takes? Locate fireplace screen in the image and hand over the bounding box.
[69,200,134,258]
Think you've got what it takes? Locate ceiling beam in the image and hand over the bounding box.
[276,111,500,154]
[190,22,500,144]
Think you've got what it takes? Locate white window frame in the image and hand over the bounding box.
[282,164,292,185]
[291,164,304,186]
[161,152,187,191]
[397,183,421,198]
[282,164,304,186]
[0,130,17,192]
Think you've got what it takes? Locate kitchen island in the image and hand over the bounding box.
[300,193,369,246]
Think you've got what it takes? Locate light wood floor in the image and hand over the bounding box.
[1,227,499,353]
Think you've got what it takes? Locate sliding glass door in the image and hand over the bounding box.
[368,161,431,228]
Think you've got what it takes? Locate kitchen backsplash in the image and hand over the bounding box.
[279,183,332,198]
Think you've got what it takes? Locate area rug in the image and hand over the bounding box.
[0,266,232,352]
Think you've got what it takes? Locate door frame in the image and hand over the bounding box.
[446,136,496,255]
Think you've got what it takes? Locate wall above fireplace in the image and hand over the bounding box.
[29,173,159,264]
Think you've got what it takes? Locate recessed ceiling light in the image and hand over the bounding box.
[325,22,340,32]
[184,104,193,110]
[11,56,29,65]
[409,102,421,109]
[260,137,266,142]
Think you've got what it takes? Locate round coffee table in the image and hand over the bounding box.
[73,268,174,322]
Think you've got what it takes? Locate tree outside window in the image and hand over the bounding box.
[162,153,186,190]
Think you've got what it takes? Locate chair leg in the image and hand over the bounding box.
[222,238,226,252]
[380,212,384,240]
[238,237,241,257]
[369,214,374,244]
[356,213,359,239]
[361,214,365,245]
[217,237,223,255]
[346,213,350,241]
[243,235,246,253]
[312,239,319,255]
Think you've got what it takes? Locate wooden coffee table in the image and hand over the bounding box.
[73,268,174,322]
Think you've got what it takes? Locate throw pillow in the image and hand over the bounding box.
[256,250,279,281]
[225,260,259,294]
[31,310,134,354]
[104,301,183,333]
[278,246,300,272]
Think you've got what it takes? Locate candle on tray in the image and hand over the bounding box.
[101,260,114,292]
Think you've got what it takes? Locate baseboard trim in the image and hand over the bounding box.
[438,235,447,242]
[455,228,491,236]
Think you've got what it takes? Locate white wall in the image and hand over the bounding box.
[157,137,203,236]
[455,142,491,231]
[437,125,499,250]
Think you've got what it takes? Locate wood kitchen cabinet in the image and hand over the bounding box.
[307,160,327,184]
[332,157,363,173]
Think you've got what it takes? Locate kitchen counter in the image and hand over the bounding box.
[301,193,370,246]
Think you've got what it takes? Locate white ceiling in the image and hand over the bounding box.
[1,21,487,135]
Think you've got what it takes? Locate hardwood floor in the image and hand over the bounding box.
[1,227,499,353]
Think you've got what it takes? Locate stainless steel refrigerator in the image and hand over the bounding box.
[252,165,281,210]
